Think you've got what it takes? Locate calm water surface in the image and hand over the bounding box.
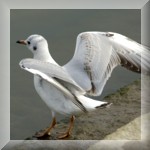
[10,10,141,139]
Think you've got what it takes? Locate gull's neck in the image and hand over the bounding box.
[33,47,58,65]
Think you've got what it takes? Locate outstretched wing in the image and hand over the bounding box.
[19,58,87,112]
[64,32,150,96]
[19,58,84,92]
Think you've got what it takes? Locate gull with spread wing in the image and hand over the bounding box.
[17,32,150,139]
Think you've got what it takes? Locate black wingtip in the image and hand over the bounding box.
[96,102,112,109]
[21,64,25,69]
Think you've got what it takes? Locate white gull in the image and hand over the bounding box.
[17,32,150,138]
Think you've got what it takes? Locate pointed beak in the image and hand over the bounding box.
[16,40,27,45]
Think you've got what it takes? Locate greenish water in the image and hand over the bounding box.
[10,9,140,139]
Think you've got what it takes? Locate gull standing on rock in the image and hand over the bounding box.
[17,32,150,139]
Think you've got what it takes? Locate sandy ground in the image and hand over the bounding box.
[25,79,141,140]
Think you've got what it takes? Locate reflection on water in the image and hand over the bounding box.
[10,10,141,139]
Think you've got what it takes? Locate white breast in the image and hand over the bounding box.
[33,75,80,115]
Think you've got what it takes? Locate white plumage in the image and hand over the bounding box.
[64,32,150,96]
[17,32,150,138]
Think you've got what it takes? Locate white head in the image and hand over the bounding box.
[17,34,48,53]
[16,34,55,62]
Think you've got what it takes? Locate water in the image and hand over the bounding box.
[10,10,141,139]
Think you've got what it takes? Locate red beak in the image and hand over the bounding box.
[16,40,27,45]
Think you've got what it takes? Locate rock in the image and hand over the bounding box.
[103,116,141,140]
[88,113,150,150]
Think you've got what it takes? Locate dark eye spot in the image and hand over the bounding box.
[33,46,37,51]
[27,41,30,45]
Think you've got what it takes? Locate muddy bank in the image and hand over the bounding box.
[26,79,141,140]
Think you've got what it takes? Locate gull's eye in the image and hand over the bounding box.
[27,41,31,45]
[33,46,37,51]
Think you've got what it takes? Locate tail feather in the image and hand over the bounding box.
[77,95,111,111]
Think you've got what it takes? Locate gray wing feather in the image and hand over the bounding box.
[64,32,150,96]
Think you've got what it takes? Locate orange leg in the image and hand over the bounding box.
[35,117,56,138]
[58,115,75,139]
